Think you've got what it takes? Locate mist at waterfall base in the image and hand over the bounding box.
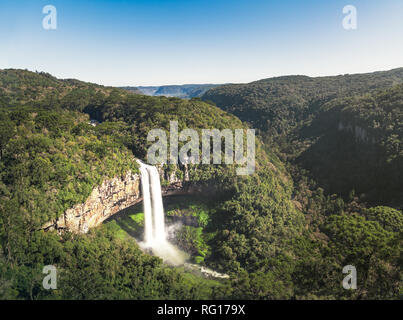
[137,161,188,266]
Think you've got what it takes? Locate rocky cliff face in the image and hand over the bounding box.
[43,164,202,234]
[43,171,141,234]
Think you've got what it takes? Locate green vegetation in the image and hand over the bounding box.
[0,69,401,300]
[0,224,230,299]
[202,68,403,137]
[201,68,403,299]
[0,70,245,299]
[0,106,139,268]
[297,84,403,205]
[164,196,215,264]
[202,68,403,205]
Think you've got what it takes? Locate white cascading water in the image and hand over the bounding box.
[139,162,166,244]
[149,166,166,243]
[137,161,187,265]
[139,163,153,244]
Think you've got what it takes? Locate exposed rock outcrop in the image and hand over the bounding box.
[43,163,206,234]
[43,171,141,234]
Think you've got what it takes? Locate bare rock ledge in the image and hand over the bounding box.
[42,165,205,234]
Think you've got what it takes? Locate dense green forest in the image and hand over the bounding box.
[0,69,401,300]
[202,68,403,137]
[202,68,403,206]
[297,84,403,205]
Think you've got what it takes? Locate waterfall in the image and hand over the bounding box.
[139,163,153,244]
[137,160,190,265]
[136,160,229,277]
[138,162,167,245]
[137,160,187,266]
[149,166,166,243]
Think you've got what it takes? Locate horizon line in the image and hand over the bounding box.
[2,65,403,88]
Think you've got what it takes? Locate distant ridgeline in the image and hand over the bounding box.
[202,68,403,206]
[121,84,221,99]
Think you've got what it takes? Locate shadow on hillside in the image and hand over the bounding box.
[296,123,401,205]
[105,194,227,239]
[105,202,144,239]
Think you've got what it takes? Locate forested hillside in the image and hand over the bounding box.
[297,84,403,205]
[0,69,401,300]
[203,68,403,207]
[0,69,303,299]
[202,68,403,137]
[201,69,403,299]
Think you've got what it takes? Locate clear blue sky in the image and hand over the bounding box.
[1,0,403,86]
